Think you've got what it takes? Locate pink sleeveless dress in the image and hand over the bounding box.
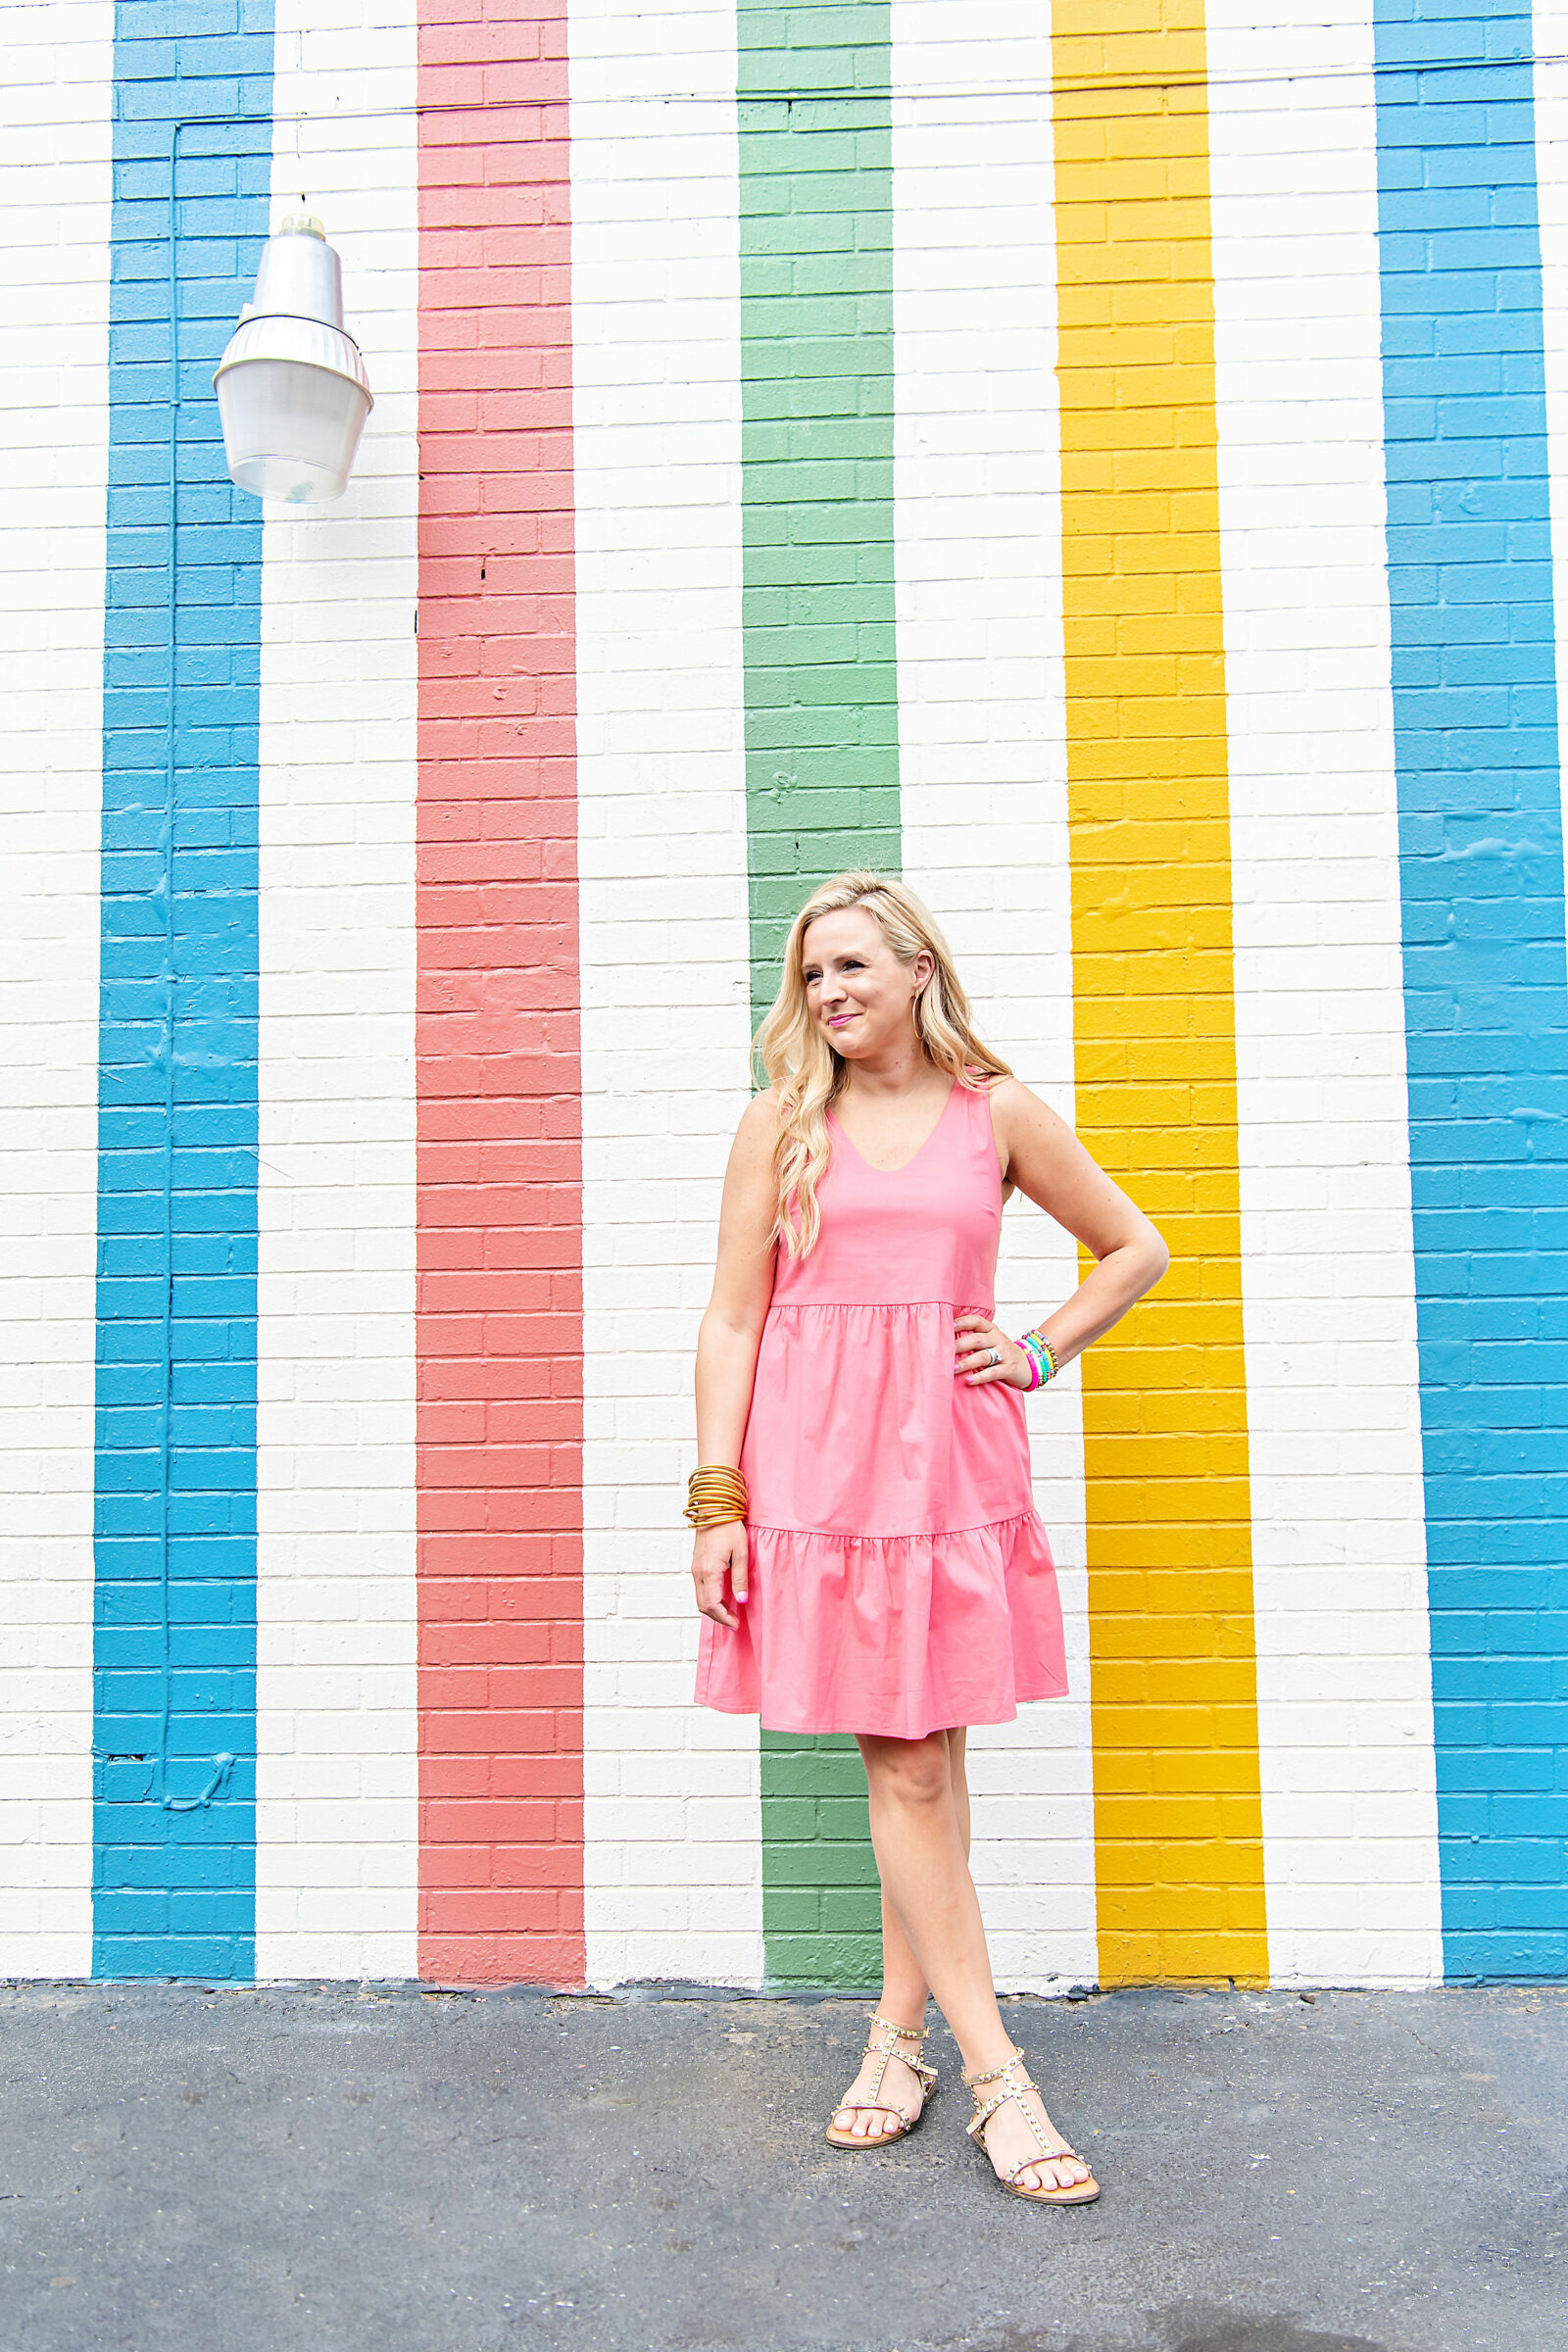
[695,1079,1068,1740]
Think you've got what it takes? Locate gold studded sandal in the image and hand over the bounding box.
[824,2012,937,2150]
[963,2046,1100,2204]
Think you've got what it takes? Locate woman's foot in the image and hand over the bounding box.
[825,2014,935,2148]
[964,2048,1099,2202]
[976,2082,1093,2192]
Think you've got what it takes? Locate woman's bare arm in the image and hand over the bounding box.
[955,1078,1169,1392]
[691,1091,779,1627]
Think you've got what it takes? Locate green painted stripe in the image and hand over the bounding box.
[738,0,900,1990]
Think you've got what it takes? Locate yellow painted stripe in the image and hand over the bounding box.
[1052,0,1267,1987]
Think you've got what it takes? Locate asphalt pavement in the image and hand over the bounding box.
[0,1979,1562,2352]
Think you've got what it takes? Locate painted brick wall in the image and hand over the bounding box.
[1206,0,1440,1990]
[737,0,902,1992]
[571,0,763,1994]
[91,0,275,1979]
[255,0,421,1986]
[0,0,115,1979]
[2,0,1565,1990]
[1372,0,1568,1983]
[416,0,585,1985]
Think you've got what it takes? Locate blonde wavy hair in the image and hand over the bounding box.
[755,870,1012,1256]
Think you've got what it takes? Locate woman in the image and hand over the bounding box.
[688,872,1167,2205]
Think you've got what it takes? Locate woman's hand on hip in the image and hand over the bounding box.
[692,1521,749,1630]
[955,1310,1033,1392]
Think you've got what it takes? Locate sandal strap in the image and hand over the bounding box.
[966,2088,1020,2132]
[860,2017,937,2099]
[867,2011,930,2041]
[964,2047,1061,2168]
[962,2042,1031,2092]
[1002,2151,1088,2188]
[864,2047,937,2098]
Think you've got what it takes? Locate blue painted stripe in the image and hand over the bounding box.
[94,3,274,1978]
[1373,1,1568,1979]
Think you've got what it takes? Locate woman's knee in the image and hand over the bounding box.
[861,1732,952,1811]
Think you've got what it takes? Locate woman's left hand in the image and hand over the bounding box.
[955,1311,1033,1391]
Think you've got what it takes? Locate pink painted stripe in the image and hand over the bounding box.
[416,0,584,1986]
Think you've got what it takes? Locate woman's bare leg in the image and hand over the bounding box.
[829,1729,967,2139]
[851,1728,1091,2192]
[874,1728,967,2025]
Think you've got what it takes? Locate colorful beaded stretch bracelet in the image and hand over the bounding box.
[684,1464,749,1531]
[1017,1331,1058,1390]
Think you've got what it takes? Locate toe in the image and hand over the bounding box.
[1017,2154,1085,2195]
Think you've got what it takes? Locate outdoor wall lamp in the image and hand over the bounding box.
[214,214,372,503]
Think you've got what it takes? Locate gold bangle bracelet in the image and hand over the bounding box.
[685,1465,748,1531]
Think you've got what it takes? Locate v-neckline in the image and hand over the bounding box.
[827,1081,958,1177]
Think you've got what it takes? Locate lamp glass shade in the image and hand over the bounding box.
[217,355,371,504]
[214,225,373,505]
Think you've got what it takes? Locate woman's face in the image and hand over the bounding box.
[800,906,932,1061]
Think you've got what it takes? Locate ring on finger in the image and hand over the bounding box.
[988,1348,1001,1368]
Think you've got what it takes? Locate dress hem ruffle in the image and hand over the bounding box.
[697,1676,1070,1742]
[694,1506,1069,1741]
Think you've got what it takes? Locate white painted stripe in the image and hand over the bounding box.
[1535,12,1568,867]
[570,1,762,1988]
[255,4,420,1981]
[1207,0,1443,1987]
[892,2,1097,1994]
[0,0,114,1981]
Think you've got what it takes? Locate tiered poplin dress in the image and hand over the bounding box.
[695,1078,1067,1740]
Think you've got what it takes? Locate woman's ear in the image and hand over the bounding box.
[910,949,935,999]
